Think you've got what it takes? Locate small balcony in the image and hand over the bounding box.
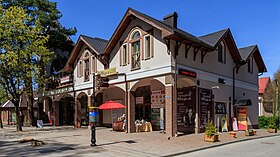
[46,72,73,90]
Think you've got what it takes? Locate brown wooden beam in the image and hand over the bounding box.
[201,50,207,63]
[185,43,192,58]
[193,46,200,61]
[164,38,171,54]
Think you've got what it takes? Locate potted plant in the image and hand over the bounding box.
[204,120,219,142]
[268,117,277,133]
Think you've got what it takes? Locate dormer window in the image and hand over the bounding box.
[130,30,141,70]
[248,56,253,73]
[218,42,226,64]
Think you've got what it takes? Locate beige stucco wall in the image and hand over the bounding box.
[109,18,172,82]
[73,45,105,92]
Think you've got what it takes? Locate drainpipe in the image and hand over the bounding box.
[117,73,128,133]
[232,60,246,130]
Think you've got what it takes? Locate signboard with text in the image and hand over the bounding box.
[177,86,196,133]
[199,88,213,132]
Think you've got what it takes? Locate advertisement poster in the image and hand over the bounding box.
[220,115,228,132]
[199,88,213,131]
[151,90,165,130]
[177,86,196,133]
[237,107,248,131]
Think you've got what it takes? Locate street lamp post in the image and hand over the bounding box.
[90,73,97,147]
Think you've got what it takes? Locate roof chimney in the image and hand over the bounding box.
[163,12,178,28]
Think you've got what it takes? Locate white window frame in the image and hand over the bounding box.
[218,42,226,64]
[122,44,128,66]
[144,35,152,60]
[91,56,95,74]
[130,29,142,70]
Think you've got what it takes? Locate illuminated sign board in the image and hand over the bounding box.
[178,69,196,78]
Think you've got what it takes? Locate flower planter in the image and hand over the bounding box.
[204,134,219,142]
[253,130,257,135]
[268,128,277,133]
[245,131,254,136]
[229,132,237,138]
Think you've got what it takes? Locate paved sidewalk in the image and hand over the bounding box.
[0,125,279,157]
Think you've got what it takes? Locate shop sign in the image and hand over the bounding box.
[177,86,197,133]
[199,88,213,131]
[178,68,196,78]
[97,67,117,77]
[60,75,72,84]
[237,107,247,130]
[220,115,228,132]
[215,102,227,114]
[160,108,164,130]
[151,104,165,108]
[136,97,144,104]
[40,86,74,97]
[151,90,165,107]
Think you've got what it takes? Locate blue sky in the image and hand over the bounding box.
[54,0,279,78]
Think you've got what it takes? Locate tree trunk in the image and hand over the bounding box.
[0,111,3,128]
[13,100,23,131]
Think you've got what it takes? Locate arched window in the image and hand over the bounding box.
[131,31,140,40]
[83,50,90,81]
[130,30,141,70]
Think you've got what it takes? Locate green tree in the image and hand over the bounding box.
[264,68,280,121]
[2,0,77,52]
[2,0,76,125]
[0,3,53,131]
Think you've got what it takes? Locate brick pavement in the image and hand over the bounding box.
[0,125,279,157]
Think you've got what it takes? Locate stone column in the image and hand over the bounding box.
[128,91,135,133]
[52,101,59,126]
[74,97,81,128]
[165,85,176,137]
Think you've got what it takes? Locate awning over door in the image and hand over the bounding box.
[235,99,252,107]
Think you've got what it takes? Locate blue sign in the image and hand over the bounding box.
[89,111,99,123]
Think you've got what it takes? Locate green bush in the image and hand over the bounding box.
[259,116,280,129]
[205,120,217,136]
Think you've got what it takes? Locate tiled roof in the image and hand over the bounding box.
[80,35,108,54]
[239,45,256,60]
[199,29,228,47]
[258,77,270,94]
[1,100,14,108]
[127,8,214,49]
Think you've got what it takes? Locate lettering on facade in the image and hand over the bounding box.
[97,67,117,77]
[40,86,74,97]
[178,68,197,78]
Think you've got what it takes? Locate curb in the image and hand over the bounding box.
[163,134,280,157]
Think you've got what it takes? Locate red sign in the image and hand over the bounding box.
[178,69,196,78]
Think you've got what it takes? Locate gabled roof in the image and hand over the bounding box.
[103,8,214,55]
[239,45,256,60]
[199,29,228,47]
[239,45,267,73]
[199,28,242,63]
[259,77,270,94]
[80,35,108,54]
[64,35,108,72]
[1,100,14,108]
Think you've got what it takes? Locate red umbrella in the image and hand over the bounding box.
[99,101,125,110]
[99,101,125,130]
